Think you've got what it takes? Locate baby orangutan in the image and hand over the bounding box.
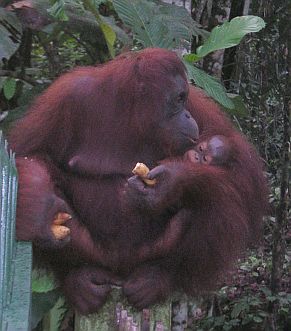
[184,135,232,166]
[127,135,236,262]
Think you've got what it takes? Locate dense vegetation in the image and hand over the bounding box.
[0,1,289,330]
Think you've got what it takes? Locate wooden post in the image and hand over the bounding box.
[74,287,172,331]
[0,131,32,331]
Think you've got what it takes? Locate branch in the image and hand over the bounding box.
[270,23,291,295]
[0,70,37,86]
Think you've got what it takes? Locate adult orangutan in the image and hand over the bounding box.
[9,48,268,314]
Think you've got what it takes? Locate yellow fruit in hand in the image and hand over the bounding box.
[132,163,157,186]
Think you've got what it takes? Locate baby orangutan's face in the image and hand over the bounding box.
[184,135,231,166]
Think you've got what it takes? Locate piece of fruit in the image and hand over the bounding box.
[132,163,157,186]
[53,212,72,225]
[51,212,72,240]
[51,224,70,240]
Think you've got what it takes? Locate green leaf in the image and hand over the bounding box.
[183,53,201,63]
[253,316,263,323]
[0,8,22,63]
[100,22,116,57]
[0,105,27,135]
[184,62,235,109]
[267,296,277,302]
[92,0,104,5]
[261,287,272,296]
[47,0,69,21]
[155,2,208,44]
[279,307,289,314]
[113,0,160,47]
[242,315,253,325]
[231,302,248,319]
[32,268,58,293]
[213,316,225,326]
[31,290,60,329]
[81,0,116,57]
[3,77,17,100]
[196,16,265,58]
[44,297,67,331]
[225,94,248,117]
[18,84,44,106]
[113,0,206,49]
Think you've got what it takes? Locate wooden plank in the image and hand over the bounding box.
[3,241,32,331]
[1,132,32,331]
[0,140,9,316]
[0,132,18,330]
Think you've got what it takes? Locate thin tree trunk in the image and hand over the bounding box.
[268,4,291,330]
[242,0,251,15]
[192,0,208,23]
[201,0,231,78]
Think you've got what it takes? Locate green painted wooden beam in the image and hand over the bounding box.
[2,241,32,331]
[1,131,32,331]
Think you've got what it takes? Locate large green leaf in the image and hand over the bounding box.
[3,77,17,100]
[82,0,116,57]
[42,297,67,331]
[32,268,58,293]
[113,0,159,47]
[31,290,60,329]
[112,0,206,49]
[0,8,22,63]
[185,62,235,109]
[196,16,265,58]
[100,22,116,57]
[225,94,248,117]
[154,2,208,44]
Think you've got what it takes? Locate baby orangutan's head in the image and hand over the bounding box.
[184,135,231,166]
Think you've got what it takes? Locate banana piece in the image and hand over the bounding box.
[51,212,72,240]
[132,163,157,186]
[51,224,70,240]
